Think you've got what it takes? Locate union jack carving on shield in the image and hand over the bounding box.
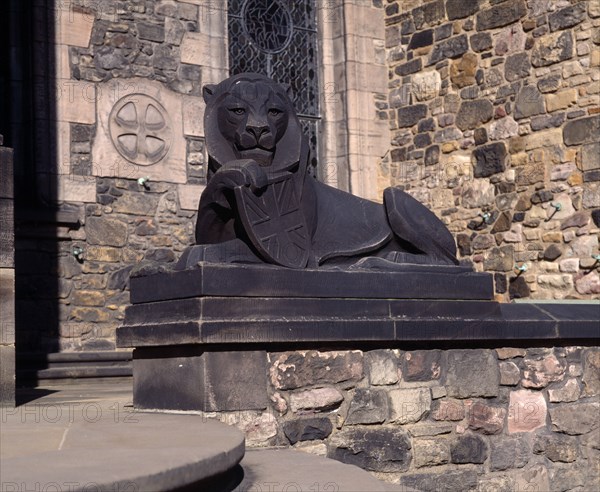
[235,175,310,268]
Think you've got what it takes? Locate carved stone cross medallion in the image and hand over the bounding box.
[109,94,173,165]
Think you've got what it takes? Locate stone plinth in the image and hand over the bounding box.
[117,263,598,413]
[117,263,599,487]
[128,262,493,304]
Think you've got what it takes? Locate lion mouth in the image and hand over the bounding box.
[237,147,274,167]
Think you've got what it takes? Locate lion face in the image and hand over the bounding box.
[202,73,306,177]
[216,81,290,167]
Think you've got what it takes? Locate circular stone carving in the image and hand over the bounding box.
[242,0,293,54]
[109,94,172,166]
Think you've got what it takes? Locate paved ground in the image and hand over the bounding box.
[2,383,410,491]
[236,449,405,492]
[2,382,245,491]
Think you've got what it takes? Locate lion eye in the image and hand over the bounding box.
[230,108,245,115]
[268,108,282,116]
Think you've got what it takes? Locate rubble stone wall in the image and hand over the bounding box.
[382,0,600,301]
[207,346,600,490]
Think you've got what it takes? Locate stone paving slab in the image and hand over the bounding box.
[236,449,411,492]
[1,383,245,491]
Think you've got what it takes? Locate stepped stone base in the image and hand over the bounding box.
[18,351,133,385]
[117,264,598,413]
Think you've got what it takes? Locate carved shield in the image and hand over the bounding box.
[235,176,310,268]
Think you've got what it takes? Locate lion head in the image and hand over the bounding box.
[202,73,307,178]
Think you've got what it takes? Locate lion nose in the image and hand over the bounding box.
[246,124,269,140]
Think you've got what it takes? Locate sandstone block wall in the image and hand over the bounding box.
[17,0,225,352]
[382,0,600,301]
[205,346,600,490]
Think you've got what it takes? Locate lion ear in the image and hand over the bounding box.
[203,84,217,103]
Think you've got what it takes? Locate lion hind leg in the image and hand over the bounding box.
[383,187,459,265]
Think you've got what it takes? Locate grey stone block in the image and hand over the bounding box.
[548,3,586,32]
[271,350,363,390]
[283,417,333,444]
[408,29,433,49]
[450,434,488,464]
[532,31,573,67]
[564,115,600,146]
[446,350,500,398]
[133,347,268,411]
[328,427,412,472]
[550,401,600,435]
[580,143,600,172]
[514,86,545,120]
[533,433,579,463]
[397,104,428,128]
[456,99,493,130]
[473,143,507,178]
[395,58,422,76]
[429,34,468,64]
[470,32,492,53]
[403,350,443,381]
[538,75,561,93]
[399,470,478,491]
[446,0,479,20]
[505,52,531,82]
[137,22,165,42]
[531,112,566,131]
[345,388,389,425]
[490,436,530,471]
[412,0,445,29]
[476,0,527,31]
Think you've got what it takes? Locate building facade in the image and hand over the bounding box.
[1,0,599,486]
[0,0,598,351]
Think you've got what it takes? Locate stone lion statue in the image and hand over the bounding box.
[177,73,458,270]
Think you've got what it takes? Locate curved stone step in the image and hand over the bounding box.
[236,448,411,492]
[1,407,244,491]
